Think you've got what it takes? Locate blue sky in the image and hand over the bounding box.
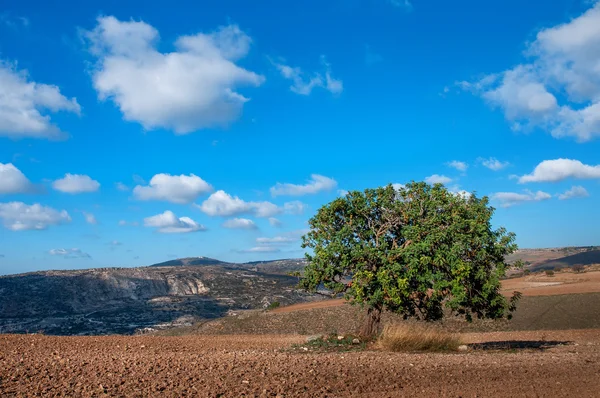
[1,0,599,275]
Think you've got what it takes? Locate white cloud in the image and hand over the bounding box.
[338,189,349,196]
[392,183,406,191]
[491,190,552,207]
[519,159,600,183]
[85,17,264,133]
[0,163,34,194]
[0,202,71,230]
[222,218,257,230]
[0,61,80,139]
[268,217,282,227]
[425,174,453,185]
[253,201,282,218]
[256,236,296,245]
[446,160,468,172]
[448,185,472,199]
[198,190,281,217]
[115,182,129,191]
[143,210,205,233]
[52,174,100,194]
[49,248,91,259]
[83,212,97,225]
[479,157,510,171]
[461,2,600,142]
[118,220,139,227]
[0,13,30,28]
[558,185,590,200]
[271,56,343,95]
[283,201,307,215]
[133,173,212,204]
[109,240,122,246]
[270,174,337,196]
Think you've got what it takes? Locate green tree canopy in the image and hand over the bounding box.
[299,182,520,337]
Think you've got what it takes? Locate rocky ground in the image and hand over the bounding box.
[1,330,599,397]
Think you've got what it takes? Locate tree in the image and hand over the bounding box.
[299,182,521,338]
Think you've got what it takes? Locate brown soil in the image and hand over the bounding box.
[271,299,346,314]
[1,330,599,397]
[502,270,600,296]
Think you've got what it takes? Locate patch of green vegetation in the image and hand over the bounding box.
[291,334,366,353]
[266,301,280,310]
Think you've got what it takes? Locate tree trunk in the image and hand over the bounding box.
[359,306,382,339]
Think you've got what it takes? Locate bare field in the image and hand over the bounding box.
[502,270,600,296]
[1,330,600,397]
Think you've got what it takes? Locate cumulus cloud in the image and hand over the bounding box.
[479,157,510,171]
[448,185,472,199]
[283,201,306,215]
[222,217,257,230]
[0,163,34,194]
[425,174,452,185]
[133,173,212,204]
[271,56,343,95]
[256,236,296,245]
[392,183,406,191]
[82,212,97,225]
[446,160,468,172]
[0,61,80,139]
[198,190,281,218]
[49,248,91,259]
[558,185,590,200]
[85,16,264,133]
[0,202,71,230]
[460,2,600,142]
[143,210,206,233]
[52,174,100,194]
[270,174,337,197]
[491,190,551,207]
[268,217,282,227]
[519,159,600,183]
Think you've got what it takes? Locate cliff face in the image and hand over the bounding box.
[0,264,312,335]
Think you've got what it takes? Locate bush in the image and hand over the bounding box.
[545,270,555,277]
[378,324,462,352]
[266,301,280,310]
[572,265,585,273]
[523,269,531,276]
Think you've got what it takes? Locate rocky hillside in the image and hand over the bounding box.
[0,260,313,336]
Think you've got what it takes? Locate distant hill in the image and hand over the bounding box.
[0,258,315,336]
[531,249,600,271]
[150,257,232,267]
[149,257,308,275]
[242,258,307,275]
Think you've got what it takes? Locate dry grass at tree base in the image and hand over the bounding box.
[377,323,462,352]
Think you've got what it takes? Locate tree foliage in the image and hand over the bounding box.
[299,182,520,336]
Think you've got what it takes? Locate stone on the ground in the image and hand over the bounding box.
[458,345,469,351]
[352,338,360,345]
